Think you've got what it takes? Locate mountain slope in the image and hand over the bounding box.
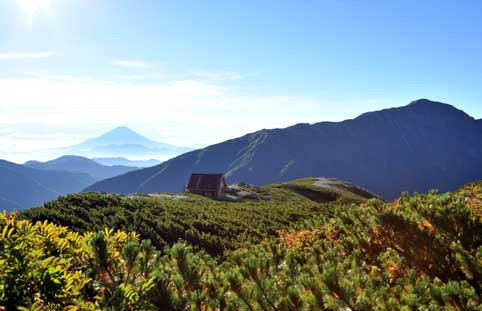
[25,155,138,181]
[23,177,375,256]
[0,160,95,212]
[66,126,192,159]
[270,177,378,204]
[86,99,482,199]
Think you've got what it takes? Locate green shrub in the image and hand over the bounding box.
[2,182,481,310]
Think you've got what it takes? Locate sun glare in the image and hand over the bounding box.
[18,0,52,21]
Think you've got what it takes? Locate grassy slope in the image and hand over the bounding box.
[269,177,377,204]
[21,178,374,256]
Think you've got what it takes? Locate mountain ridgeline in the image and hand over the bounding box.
[1,155,141,212]
[0,160,95,212]
[24,155,138,181]
[86,99,482,199]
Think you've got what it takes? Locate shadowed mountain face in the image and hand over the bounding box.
[24,155,138,181]
[0,160,95,212]
[85,99,482,199]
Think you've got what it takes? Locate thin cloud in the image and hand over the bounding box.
[190,70,250,81]
[0,52,54,61]
[25,72,99,83]
[118,75,147,80]
[111,60,148,69]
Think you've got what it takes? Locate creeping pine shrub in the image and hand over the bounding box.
[2,183,482,310]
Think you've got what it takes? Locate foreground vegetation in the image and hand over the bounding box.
[20,180,371,257]
[1,181,481,310]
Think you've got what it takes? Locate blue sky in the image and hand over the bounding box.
[0,0,481,161]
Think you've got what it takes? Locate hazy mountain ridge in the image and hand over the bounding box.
[86,99,482,199]
[0,159,95,211]
[66,126,192,159]
[24,155,138,181]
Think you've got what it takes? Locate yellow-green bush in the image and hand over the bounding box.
[0,213,160,310]
[0,212,94,310]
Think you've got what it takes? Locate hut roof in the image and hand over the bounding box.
[187,173,225,191]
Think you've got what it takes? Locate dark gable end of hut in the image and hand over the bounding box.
[186,173,227,199]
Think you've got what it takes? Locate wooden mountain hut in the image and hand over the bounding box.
[186,173,227,199]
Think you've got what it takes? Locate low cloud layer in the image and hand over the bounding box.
[0,75,389,162]
[111,60,149,69]
[0,51,54,61]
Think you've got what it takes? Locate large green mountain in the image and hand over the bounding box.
[0,159,95,212]
[86,99,482,199]
[24,155,138,181]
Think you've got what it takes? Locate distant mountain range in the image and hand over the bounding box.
[0,159,95,212]
[92,157,162,168]
[0,127,181,212]
[86,99,482,199]
[0,155,145,212]
[24,155,138,181]
[64,126,192,159]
